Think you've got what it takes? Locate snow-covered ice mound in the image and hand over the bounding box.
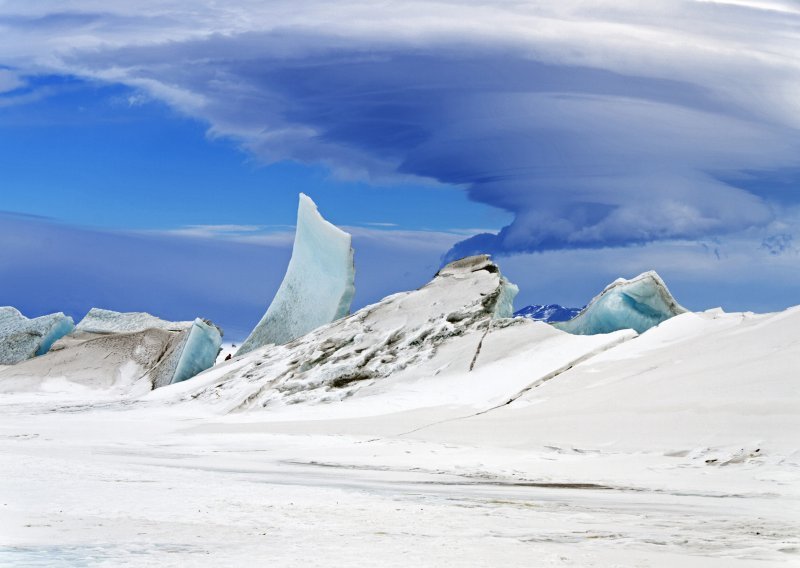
[0,307,74,364]
[157,255,637,414]
[554,270,686,335]
[0,310,222,394]
[237,193,355,356]
[76,307,193,333]
[160,255,541,410]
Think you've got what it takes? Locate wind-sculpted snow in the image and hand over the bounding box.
[0,309,222,393]
[237,194,355,356]
[554,271,686,335]
[160,255,533,411]
[0,307,74,365]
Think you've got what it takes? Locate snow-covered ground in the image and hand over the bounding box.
[1,300,798,566]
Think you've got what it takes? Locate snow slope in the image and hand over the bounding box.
[0,259,797,566]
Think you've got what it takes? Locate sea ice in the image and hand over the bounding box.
[236,193,355,356]
[554,271,686,335]
[0,307,75,364]
[76,307,193,333]
[158,255,540,410]
[170,318,224,384]
[0,309,222,393]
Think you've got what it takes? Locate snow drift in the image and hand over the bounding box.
[160,255,541,411]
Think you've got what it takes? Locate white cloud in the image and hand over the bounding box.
[1,1,798,255]
[0,69,24,93]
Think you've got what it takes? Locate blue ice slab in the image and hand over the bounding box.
[554,271,686,335]
[237,193,355,355]
[0,307,75,364]
[171,319,223,384]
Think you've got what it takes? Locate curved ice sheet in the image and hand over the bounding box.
[0,307,75,364]
[554,271,686,335]
[237,193,355,356]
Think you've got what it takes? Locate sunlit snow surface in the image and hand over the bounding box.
[0,307,74,364]
[237,193,355,356]
[555,270,687,335]
[0,261,798,566]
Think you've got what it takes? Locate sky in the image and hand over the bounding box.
[1,1,799,339]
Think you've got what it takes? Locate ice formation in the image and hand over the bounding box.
[0,307,75,364]
[237,193,355,356]
[76,307,193,333]
[0,309,222,392]
[170,319,224,384]
[554,271,686,335]
[161,255,538,410]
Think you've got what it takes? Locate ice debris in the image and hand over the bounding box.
[0,307,75,364]
[237,193,355,356]
[0,309,222,392]
[76,307,193,333]
[164,255,520,410]
[554,271,686,335]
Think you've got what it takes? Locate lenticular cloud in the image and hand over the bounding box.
[2,1,800,255]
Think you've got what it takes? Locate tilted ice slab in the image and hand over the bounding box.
[170,318,224,385]
[236,193,355,356]
[554,271,686,335]
[0,307,75,365]
[0,310,222,393]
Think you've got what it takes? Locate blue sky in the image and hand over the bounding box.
[1,1,799,339]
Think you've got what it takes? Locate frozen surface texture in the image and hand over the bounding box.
[0,307,75,364]
[0,264,799,566]
[0,310,222,393]
[164,254,532,410]
[75,308,193,333]
[514,304,581,322]
[554,270,686,335]
[237,193,355,356]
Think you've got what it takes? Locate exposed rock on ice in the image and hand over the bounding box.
[237,193,355,356]
[514,304,581,322]
[0,310,222,393]
[160,255,537,410]
[554,271,686,335]
[0,307,75,365]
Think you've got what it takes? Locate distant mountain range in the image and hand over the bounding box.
[513,304,582,322]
